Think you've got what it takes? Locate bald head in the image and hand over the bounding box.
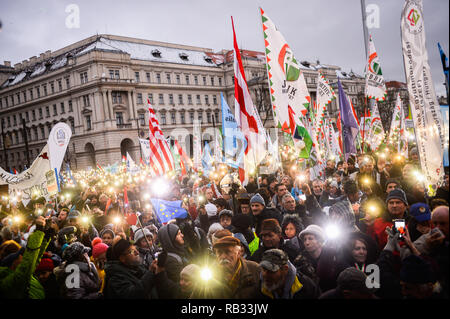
[432,206,449,239]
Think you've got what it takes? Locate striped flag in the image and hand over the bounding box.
[147,99,175,176]
[174,139,192,174]
[232,17,267,184]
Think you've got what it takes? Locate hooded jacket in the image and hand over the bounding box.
[56,260,101,299]
[157,224,188,283]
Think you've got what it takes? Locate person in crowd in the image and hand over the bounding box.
[218,209,234,231]
[100,227,115,247]
[133,228,156,269]
[281,214,304,251]
[91,237,108,293]
[250,193,283,235]
[257,249,320,299]
[272,183,289,212]
[157,223,188,283]
[407,203,432,242]
[34,252,59,299]
[231,214,259,259]
[212,235,260,298]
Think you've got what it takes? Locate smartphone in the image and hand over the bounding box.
[394,219,406,239]
[299,194,307,201]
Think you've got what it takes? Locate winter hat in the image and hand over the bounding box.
[337,267,375,294]
[35,255,55,272]
[299,225,325,243]
[100,228,115,239]
[260,249,288,272]
[112,238,132,259]
[218,209,233,219]
[330,181,339,189]
[0,247,25,268]
[207,223,224,238]
[180,264,200,282]
[329,201,356,227]
[250,193,265,206]
[62,242,90,263]
[386,188,408,206]
[231,214,252,232]
[0,240,22,260]
[400,255,435,284]
[409,203,431,223]
[91,237,109,259]
[212,235,241,250]
[211,229,233,246]
[259,218,282,236]
[134,228,153,245]
[205,203,218,217]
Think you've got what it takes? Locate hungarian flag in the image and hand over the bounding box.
[147,99,175,176]
[367,100,385,151]
[365,34,387,101]
[232,17,267,184]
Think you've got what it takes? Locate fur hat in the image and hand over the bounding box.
[259,218,282,236]
[281,214,304,236]
[212,235,241,249]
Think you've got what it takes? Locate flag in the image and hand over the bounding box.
[438,42,449,91]
[193,119,202,171]
[66,163,77,185]
[315,72,336,136]
[401,0,445,194]
[150,198,188,224]
[338,78,359,159]
[389,93,408,156]
[174,139,191,174]
[13,168,18,174]
[367,100,385,150]
[365,35,387,101]
[126,152,138,173]
[260,8,309,133]
[221,92,246,168]
[147,99,175,176]
[232,17,267,185]
[202,141,213,175]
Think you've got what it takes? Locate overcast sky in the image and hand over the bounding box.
[0,0,448,95]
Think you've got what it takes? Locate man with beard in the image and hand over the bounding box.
[257,249,320,299]
[103,238,155,299]
[212,235,260,298]
[325,160,336,178]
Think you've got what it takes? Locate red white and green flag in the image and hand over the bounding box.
[260,8,313,158]
[365,35,387,101]
[315,72,336,136]
[367,100,385,150]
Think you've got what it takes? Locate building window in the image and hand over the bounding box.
[7,116,10,127]
[65,77,70,89]
[80,72,88,84]
[36,87,41,98]
[159,94,164,104]
[40,126,45,139]
[32,110,36,121]
[156,73,161,84]
[116,112,124,125]
[178,94,183,105]
[109,70,120,79]
[194,75,198,85]
[86,115,92,130]
[187,94,192,105]
[196,95,201,104]
[53,104,57,116]
[46,106,50,118]
[47,124,52,136]
[198,112,203,123]
[161,114,166,125]
[148,93,154,104]
[16,93,20,104]
[207,112,211,124]
[205,95,209,105]
[211,76,214,86]
[109,70,115,79]
[176,74,181,84]
[43,84,47,96]
[137,93,143,104]
[203,76,207,86]
[29,89,33,100]
[112,92,122,104]
[213,95,217,105]
[214,111,219,123]
[146,72,151,82]
[139,113,145,126]
[190,112,194,123]
[169,94,174,105]
[171,112,176,124]
[219,77,222,86]
[70,119,75,133]
[25,112,29,122]
[13,114,17,126]
[135,72,140,83]
[60,102,65,114]
[180,112,185,124]
[33,127,38,141]
[10,96,14,106]
[23,91,27,102]
[58,79,62,91]
[82,95,90,107]
[185,75,190,85]
[50,82,54,94]
[166,73,171,84]
[68,100,73,112]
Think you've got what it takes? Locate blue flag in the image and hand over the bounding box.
[202,141,213,175]
[66,163,77,186]
[150,199,188,224]
[338,78,359,159]
[221,92,246,168]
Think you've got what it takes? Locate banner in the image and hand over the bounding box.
[48,122,72,174]
[367,100,385,150]
[315,72,336,136]
[441,105,449,167]
[139,138,151,165]
[0,145,52,205]
[401,0,445,194]
[193,119,202,171]
[365,35,387,101]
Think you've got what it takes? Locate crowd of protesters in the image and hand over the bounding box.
[0,146,448,299]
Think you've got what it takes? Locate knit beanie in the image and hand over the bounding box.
[205,203,218,217]
[134,228,153,245]
[35,255,55,272]
[299,225,325,243]
[218,209,233,219]
[91,237,109,259]
[386,188,408,206]
[250,193,265,206]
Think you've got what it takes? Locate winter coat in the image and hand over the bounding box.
[0,229,49,299]
[257,261,321,299]
[103,260,155,299]
[56,260,101,299]
[222,257,261,299]
[253,207,283,236]
[249,237,300,264]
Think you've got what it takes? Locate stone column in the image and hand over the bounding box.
[127,90,134,123]
[107,90,114,126]
[101,90,110,128]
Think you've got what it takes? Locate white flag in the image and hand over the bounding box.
[365,35,387,101]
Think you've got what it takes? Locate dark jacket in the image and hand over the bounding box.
[56,260,101,299]
[253,207,283,236]
[103,260,155,299]
[249,237,300,264]
[223,257,261,299]
[257,262,320,299]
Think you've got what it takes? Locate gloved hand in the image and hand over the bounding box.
[384,226,401,252]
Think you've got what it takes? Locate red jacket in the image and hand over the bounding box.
[367,218,392,251]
